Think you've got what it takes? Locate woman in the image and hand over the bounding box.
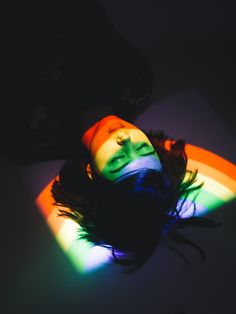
[3,1,219,272]
[51,113,219,273]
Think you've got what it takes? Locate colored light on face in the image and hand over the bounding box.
[81,115,136,153]
[100,142,161,181]
[82,115,162,180]
[115,156,162,182]
[36,140,236,274]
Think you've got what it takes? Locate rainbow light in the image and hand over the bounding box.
[35,143,236,274]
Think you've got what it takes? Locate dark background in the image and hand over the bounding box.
[1,1,236,314]
[100,0,236,136]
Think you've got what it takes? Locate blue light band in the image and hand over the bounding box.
[115,156,162,183]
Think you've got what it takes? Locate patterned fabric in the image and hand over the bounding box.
[2,1,154,163]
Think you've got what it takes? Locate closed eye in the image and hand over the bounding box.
[110,155,126,164]
[108,154,129,173]
[136,142,150,150]
[135,142,155,155]
[109,161,130,173]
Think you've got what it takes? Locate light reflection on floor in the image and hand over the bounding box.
[35,142,236,274]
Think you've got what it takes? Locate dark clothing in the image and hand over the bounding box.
[2,1,154,163]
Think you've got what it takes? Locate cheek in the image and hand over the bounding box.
[93,142,120,173]
[93,155,106,174]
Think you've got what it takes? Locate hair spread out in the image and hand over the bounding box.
[51,130,220,273]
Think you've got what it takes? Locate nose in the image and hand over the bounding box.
[116,130,130,146]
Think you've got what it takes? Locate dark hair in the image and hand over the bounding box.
[51,130,220,273]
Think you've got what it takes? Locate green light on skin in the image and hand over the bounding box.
[101,141,161,181]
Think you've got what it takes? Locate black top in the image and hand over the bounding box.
[2,1,154,163]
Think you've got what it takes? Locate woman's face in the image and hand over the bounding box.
[82,115,162,181]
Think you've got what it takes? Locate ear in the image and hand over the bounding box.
[86,163,93,180]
